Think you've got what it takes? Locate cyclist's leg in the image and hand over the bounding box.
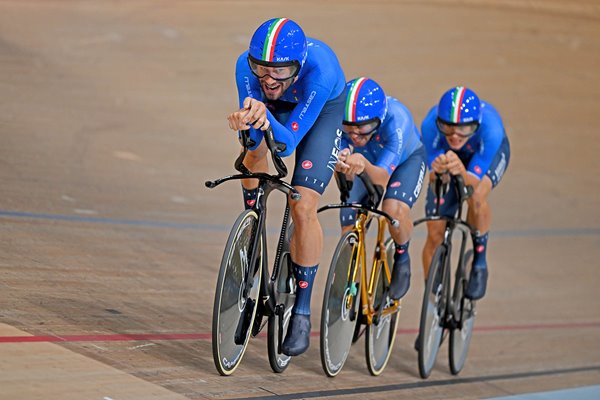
[382,146,427,300]
[282,92,345,356]
[465,136,510,300]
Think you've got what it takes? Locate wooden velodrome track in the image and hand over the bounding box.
[1,1,599,399]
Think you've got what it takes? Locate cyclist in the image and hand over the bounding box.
[336,77,426,300]
[421,86,510,300]
[226,18,346,356]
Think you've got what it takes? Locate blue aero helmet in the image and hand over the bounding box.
[343,77,388,129]
[437,86,482,125]
[248,18,307,81]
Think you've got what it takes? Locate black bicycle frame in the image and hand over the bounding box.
[414,173,475,325]
[205,128,300,325]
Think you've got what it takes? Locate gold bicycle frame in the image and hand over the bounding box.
[349,211,401,326]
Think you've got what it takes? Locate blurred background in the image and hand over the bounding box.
[0,1,599,399]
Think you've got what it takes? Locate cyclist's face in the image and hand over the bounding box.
[342,122,378,147]
[437,120,478,150]
[259,73,296,100]
[444,131,470,150]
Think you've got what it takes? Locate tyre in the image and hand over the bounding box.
[320,231,361,377]
[418,245,447,379]
[212,210,262,376]
[449,249,475,375]
[365,237,400,376]
[268,223,295,373]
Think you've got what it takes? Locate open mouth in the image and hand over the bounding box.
[262,81,281,95]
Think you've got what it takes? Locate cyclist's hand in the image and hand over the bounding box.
[445,151,466,176]
[339,153,366,176]
[335,148,351,172]
[227,97,271,131]
[432,154,449,174]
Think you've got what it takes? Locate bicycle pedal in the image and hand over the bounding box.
[234,298,255,345]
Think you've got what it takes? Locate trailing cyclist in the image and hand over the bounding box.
[226,18,346,356]
[336,77,426,300]
[421,86,511,300]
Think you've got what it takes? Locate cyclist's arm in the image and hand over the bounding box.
[234,53,268,149]
[421,109,445,170]
[267,83,332,157]
[363,159,390,188]
[466,126,504,182]
[339,152,389,187]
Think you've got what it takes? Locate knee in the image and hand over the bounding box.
[426,225,444,247]
[290,197,318,225]
[244,143,267,163]
[382,200,409,221]
[382,200,410,231]
[468,188,489,213]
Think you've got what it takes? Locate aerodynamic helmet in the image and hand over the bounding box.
[343,77,388,127]
[248,18,307,81]
[437,86,482,125]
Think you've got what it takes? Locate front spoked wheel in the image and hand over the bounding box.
[212,210,262,376]
[365,237,400,376]
[449,250,476,375]
[418,245,447,379]
[268,223,295,373]
[320,231,360,377]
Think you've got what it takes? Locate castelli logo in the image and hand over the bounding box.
[474,165,482,174]
[246,199,256,207]
[390,164,396,171]
[477,245,485,253]
[390,181,401,188]
[299,281,308,289]
[302,160,313,169]
[292,122,299,131]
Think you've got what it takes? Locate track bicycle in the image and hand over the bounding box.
[414,173,476,379]
[318,171,402,377]
[207,127,300,376]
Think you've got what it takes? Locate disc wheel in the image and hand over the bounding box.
[418,245,447,379]
[320,231,360,377]
[212,210,262,376]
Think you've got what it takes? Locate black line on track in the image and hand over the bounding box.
[228,365,600,400]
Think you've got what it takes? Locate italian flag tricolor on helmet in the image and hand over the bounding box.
[248,18,308,66]
[437,86,482,124]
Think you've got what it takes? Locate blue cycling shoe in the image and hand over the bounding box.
[389,259,411,300]
[465,267,488,300]
[281,313,311,356]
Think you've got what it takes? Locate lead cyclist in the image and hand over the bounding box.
[226,18,346,357]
